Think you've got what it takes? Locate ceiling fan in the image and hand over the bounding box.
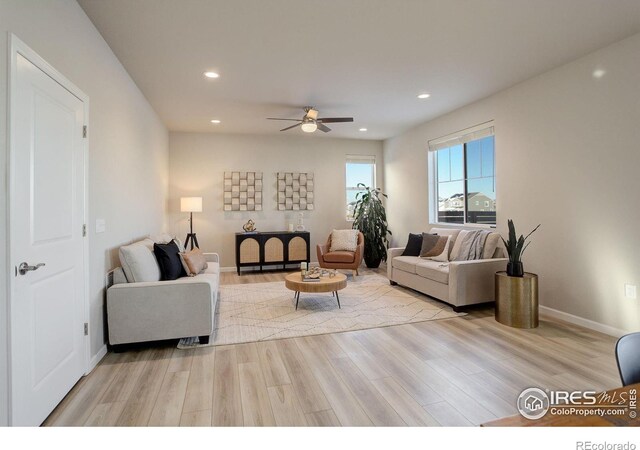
[267,107,354,133]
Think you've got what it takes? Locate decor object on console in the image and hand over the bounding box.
[242,219,256,232]
[224,171,263,211]
[106,233,219,349]
[387,228,507,312]
[235,231,310,275]
[501,219,541,277]
[296,212,306,231]
[277,172,314,210]
[351,183,391,268]
[181,197,202,250]
[317,230,365,277]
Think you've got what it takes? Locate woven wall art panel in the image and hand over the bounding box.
[224,171,263,211]
[277,172,314,211]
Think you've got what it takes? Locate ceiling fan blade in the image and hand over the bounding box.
[317,122,331,133]
[317,117,354,123]
[267,118,301,121]
[280,123,301,132]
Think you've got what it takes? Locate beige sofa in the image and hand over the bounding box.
[387,227,507,312]
[106,235,219,348]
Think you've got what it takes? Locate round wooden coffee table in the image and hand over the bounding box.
[284,272,347,310]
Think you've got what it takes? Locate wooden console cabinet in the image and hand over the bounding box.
[235,231,310,275]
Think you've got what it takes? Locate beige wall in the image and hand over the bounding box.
[384,33,640,334]
[169,132,383,268]
[0,0,169,424]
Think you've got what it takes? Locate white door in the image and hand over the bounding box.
[10,49,87,426]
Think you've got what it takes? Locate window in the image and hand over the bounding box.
[429,123,495,225]
[346,156,376,220]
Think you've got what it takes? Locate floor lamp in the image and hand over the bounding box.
[181,197,202,250]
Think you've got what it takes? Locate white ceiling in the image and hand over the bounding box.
[78,0,640,140]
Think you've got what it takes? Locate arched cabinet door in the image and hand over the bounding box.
[264,237,284,262]
[288,236,307,262]
[239,238,260,263]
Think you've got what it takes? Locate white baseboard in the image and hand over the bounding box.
[87,344,108,373]
[539,306,629,338]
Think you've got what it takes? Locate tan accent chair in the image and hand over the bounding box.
[317,231,365,277]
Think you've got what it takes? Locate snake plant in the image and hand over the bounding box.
[501,219,540,264]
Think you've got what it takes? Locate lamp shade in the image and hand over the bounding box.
[181,197,203,212]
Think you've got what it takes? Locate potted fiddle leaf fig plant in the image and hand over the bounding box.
[352,183,392,268]
[501,219,540,277]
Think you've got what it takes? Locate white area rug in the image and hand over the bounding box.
[178,273,464,348]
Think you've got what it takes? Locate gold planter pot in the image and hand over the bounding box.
[495,271,539,328]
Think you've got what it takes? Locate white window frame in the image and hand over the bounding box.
[427,121,495,228]
[345,155,376,221]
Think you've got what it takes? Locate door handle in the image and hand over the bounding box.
[18,262,45,275]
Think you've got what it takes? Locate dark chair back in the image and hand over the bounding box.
[615,332,640,386]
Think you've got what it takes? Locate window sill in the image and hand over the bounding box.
[430,222,496,229]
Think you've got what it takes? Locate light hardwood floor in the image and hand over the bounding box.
[43,268,621,426]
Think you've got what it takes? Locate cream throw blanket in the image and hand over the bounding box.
[454,230,491,261]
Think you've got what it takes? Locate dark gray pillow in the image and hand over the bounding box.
[153,241,187,281]
[401,233,424,256]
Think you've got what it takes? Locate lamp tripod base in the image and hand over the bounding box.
[184,233,199,250]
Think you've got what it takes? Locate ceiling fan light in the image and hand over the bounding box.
[301,122,317,133]
[301,121,317,133]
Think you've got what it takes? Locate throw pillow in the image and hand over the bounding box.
[179,248,208,276]
[330,229,359,252]
[449,230,471,261]
[118,242,161,283]
[429,228,461,258]
[401,233,425,257]
[483,232,500,259]
[153,241,187,281]
[419,233,451,262]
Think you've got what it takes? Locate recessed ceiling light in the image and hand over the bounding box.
[592,69,606,79]
[210,119,221,124]
[204,71,219,79]
[359,128,367,132]
[417,93,431,99]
